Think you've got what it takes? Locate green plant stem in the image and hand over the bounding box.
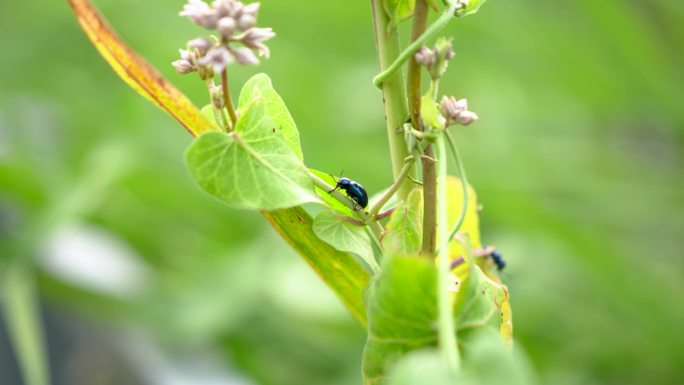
[220,37,238,128]
[440,130,469,251]
[370,0,413,202]
[365,226,384,273]
[3,266,51,385]
[373,1,459,88]
[436,136,460,370]
[221,69,237,128]
[369,157,416,216]
[206,79,229,129]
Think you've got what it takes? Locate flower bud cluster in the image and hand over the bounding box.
[415,38,455,80]
[440,96,478,126]
[172,0,275,75]
[172,43,215,80]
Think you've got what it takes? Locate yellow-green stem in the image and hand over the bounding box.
[436,136,460,369]
[370,0,413,202]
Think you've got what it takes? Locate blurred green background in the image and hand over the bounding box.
[1,0,683,384]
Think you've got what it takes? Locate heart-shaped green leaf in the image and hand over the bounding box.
[238,74,304,161]
[362,255,438,385]
[383,187,423,254]
[387,350,453,385]
[362,246,511,383]
[445,176,482,264]
[454,236,512,345]
[185,95,318,210]
[313,210,376,272]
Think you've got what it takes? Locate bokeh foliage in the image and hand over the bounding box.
[1,0,683,384]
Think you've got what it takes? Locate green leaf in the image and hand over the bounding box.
[362,248,512,383]
[3,267,51,385]
[313,210,376,271]
[420,95,444,130]
[185,96,318,210]
[263,208,370,327]
[68,0,215,136]
[383,0,416,29]
[238,73,303,161]
[309,169,355,217]
[200,104,221,130]
[389,336,537,385]
[445,176,482,263]
[383,187,423,254]
[362,255,438,385]
[456,0,486,17]
[454,236,512,346]
[387,350,453,385]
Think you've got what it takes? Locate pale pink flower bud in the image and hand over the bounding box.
[237,14,256,30]
[212,0,236,17]
[440,96,478,126]
[232,46,259,65]
[415,46,436,67]
[199,46,233,72]
[217,17,237,36]
[187,37,212,54]
[230,2,244,16]
[179,49,194,61]
[172,59,195,74]
[242,2,260,17]
[239,27,275,57]
[180,0,219,29]
[457,110,479,125]
[172,49,197,74]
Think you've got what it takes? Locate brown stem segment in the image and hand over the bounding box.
[407,0,436,257]
[421,145,437,255]
[407,0,429,127]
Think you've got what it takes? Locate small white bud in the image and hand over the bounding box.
[187,37,212,54]
[179,49,193,61]
[217,17,237,36]
[440,96,478,126]
[231,2,244,16]
[240,27,275,44]
[457,110,479,125]
[199,46,233,72]
[415,46,436,67]
[232,46,259,65]
[242,2,260,17]
[239,27,275,57]
[172,59,195,74]
[180,0,219,29]
[212,0,235,17]
[237,14,256,30]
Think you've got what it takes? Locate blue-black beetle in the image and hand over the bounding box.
[328,177,368,210]
[489,249,506,271]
